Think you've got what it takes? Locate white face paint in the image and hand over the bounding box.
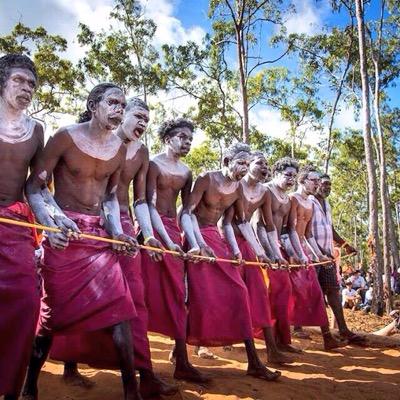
[165,127,193,157]
[68,87,126,160]
[38,170,47,181]
[0,68,37,144]
[227,152,250,181]
[121,106,149,142]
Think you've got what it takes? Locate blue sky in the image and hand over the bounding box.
[1,0,396,143]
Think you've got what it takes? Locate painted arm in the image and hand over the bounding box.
[133,148,154,240]
[26,130,80,249]
[146,160,183,254]
[221,205,240,257]
[261,190,287,264]
[286,196,308,264]
[133,148,164,260]
[102,148,137,254]
[181,173,215,257]
[233,185,267,260]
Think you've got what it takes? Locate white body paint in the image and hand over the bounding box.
[267,182,289,204]
[68,126,122,161]
[0,115,35,143]
[125,139,142,160]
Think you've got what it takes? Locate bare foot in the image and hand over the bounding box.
[63,370,94,388]
[247,365,281,381]
[21,395,36,400]
[140,374,178,398]
[277,344,303,354]
[174,363,211,383]
[339,331,366,344]
[194,346,215,359]
[267,350,295,364]
[323,336,348,351]
[21,386,37,400]
[168,349,176,364]
[292,330,311,339]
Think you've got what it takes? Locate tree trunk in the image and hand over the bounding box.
[355,0,384,315]
[236,28,250,143]
[324,23,354,173]
[370,0,392,313]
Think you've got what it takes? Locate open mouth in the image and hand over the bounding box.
[17,95,31,103]
[134,128,144,138]
[109,116,122,125]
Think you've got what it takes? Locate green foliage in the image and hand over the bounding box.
[0,22,84,117]
[183,141,220,178]
[77,0,166,97]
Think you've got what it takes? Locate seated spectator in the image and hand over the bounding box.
[351,270,366,302]
[342,280,361,310]
[361,285,373,313]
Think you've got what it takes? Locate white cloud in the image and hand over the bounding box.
[251,106,323,147]
[140,0,206,46]
[284,0,324,35]
[334,104,362,131]
[250,107,291,139]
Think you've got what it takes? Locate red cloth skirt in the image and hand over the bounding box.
[39,210,135,334]
[289,265,328,326]
[141,214,187,339]
[50,212,151,370]
[0,204,40,396]
[236,235,272,329]
[186,226,253,346]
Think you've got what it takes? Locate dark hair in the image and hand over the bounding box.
[320,173,331,181]
[250,150,266,162]
[158,118,194,142]
[126,97,149,112]
[78,82,123,123]
[0,54,37,93]
[272,157,299,174]
[297,165,319,184]
[222,142,251,166]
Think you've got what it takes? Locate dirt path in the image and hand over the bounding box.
[36,325,400,400]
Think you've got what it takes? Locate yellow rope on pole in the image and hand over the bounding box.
[0,216,355,270]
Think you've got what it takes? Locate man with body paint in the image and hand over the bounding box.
[0,54,42,400]
[143,118,208,383]
[252,157,301,353]
[181,142,280,381]
[22,83,142,400]
[284,165,346,350]
[50,98,177,397]
[222,151,294,365]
